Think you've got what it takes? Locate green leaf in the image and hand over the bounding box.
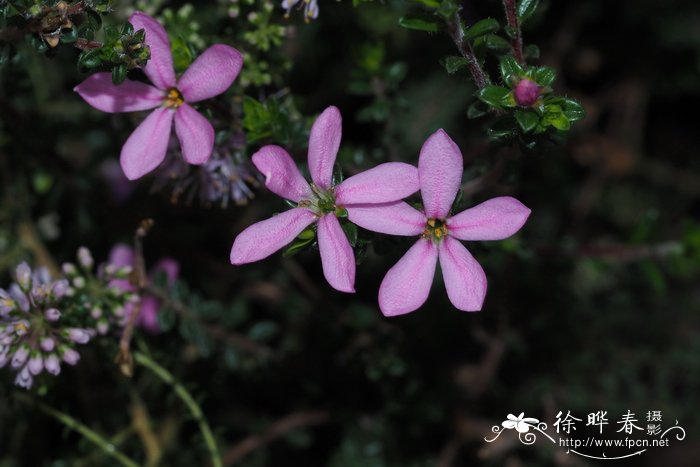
[467,101,489,119]
[543,106,570,130]
[436,0,459,18]
[464,18,500,40]
[474,34,510,54]
[111,64,127,84]
[398,14,441,33]
[503,25,517,39]
[86,10,102,31]
[562,98,585,122]
[477,85,510,108]
[499,55,524,82]
[411,0,441,7]
[517,0,540,23]
[523,44,540,59]
[444,56,469,74]
[514,110,539,133]
[487,117,517,139]
[248,321,279,342]
[532,66,556,86]
[341,222,358,247]
[78,49,102,70]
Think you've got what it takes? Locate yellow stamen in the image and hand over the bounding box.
[164,88,185,109]
[15,322,28,333]
[427,219,436,227]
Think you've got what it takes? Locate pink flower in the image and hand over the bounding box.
[230,106,420,293]
[347,129,531,316]
[109,244,179,333]
[74,12,243,180]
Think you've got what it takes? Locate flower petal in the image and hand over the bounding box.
[418,129,463,219]
[138,296,161,333]
[317,215,355,293]
[174,104,214,165]
[120,107,174,180]
[447,196,531,241]
[252,145,312,202]
[74,73,163,113]
[230,208,316,264]
[378,238,438,317]
[108,244,135,267]
[335,162,419,205]
[178,44,243,103]
[346,201,426,236]
[438,236,487,312]
[129,12,176,89]
[308,106,342,189]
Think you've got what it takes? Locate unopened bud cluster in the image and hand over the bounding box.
[0,247,139,389]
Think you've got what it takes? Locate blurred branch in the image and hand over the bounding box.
[129,390,162,466]
[221,411,330,466]
[134,351,223,467]
[14,391,139,467]
[445,9,489,89]
[502,0,524,63]
[116,219,154,377]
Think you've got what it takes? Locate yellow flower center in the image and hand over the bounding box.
[164,88,185,109]
[423,218,448,242]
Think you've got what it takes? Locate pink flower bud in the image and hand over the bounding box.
[67,328,90,344]
[514,78,540,107]
[16,263,31,290]
[28,355,44,375]
[62,348,80,365]
[45,354,61,375]
[45,308,61,322]
[11,346,29,368]
[40,337,56,352]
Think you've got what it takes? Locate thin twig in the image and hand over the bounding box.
[445,9,490,89]
[502,0,524,64]
[14,392,139,467]
[116,219,154,377]
[221,411,330,465]
[134,351,223,467]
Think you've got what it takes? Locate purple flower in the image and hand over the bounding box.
[347,129,531,316]
[74,12,243,180]
[108,244,179,333]
[230,106,420,293]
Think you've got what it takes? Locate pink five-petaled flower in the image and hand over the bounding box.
[74,12,243,180]
[346,129,531,316]
[230,106,420,293]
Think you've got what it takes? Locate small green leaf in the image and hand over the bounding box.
[467,101,489,119]
[474,34,510,54]
[523,44,540,59]
[78,49,102,70]
[436,0,459,18]
[411,0,441,7]
[398,14,441,32]
[517,0,540,23]
[503,25,517,39]
[464,18,500,40]
[487,117,517,139]
[532,66,556,86]
[543,106,570,130]
[86,10,102,31]
[562,98,585,122]
[477,85,510,108]
[444,56,469,74]
[499,55,524,82]
[111,63,127,84]
[514,110,539,133]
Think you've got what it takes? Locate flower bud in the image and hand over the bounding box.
[11,346,29,368]
[45,308,61,322]
[40,337,56,352]
[52,279,69,298]
[45,354,61,375]
[62,262,77,276]
[62,348,80,365]
[28,355,43,375]
[14,366,33,389]
[77,247,94,269]
[67,328,90,344]
[16,263,31,290]
[514,78,540,107]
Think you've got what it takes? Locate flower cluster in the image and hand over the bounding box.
[0,263,89,389]
[0,248,139,389]
[230,108,531,315]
